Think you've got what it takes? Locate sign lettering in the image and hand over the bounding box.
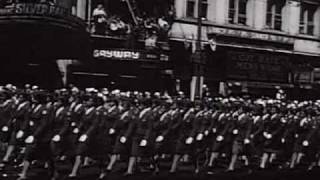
[94,50,140,60]
[0,3,70,17]
[208,27,295,44]
[93,49,166,61]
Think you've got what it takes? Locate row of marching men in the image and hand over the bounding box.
[0,86,320,180]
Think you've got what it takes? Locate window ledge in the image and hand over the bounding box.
[263,28,284,34]
[297,33,318,39]
[227,23,248,27]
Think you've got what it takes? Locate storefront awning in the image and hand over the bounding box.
[227,81,294,89]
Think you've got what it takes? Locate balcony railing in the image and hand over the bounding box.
[88,14,172,50]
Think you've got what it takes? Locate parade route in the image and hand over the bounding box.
[0,161,320,180]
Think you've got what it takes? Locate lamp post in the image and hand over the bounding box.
[190,0,204,101]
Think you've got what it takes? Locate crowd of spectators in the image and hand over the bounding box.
[90,1,175,47]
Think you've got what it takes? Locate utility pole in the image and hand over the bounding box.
[190,0,204,101]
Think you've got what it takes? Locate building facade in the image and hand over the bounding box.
[170,0,320,98]
[2,0,320,97]
[51,0,320,97]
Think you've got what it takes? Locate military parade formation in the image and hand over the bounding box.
[0,84,320,180]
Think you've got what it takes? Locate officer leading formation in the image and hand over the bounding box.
[0,84,320,180]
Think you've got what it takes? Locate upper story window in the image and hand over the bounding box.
[201,0,208,19]
[186,0,196,18]
[299,2,317,35]
[266,0,285,31]
[186,0,208,19]
[229,0,247,25]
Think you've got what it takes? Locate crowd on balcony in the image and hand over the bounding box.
[90,0,175,46]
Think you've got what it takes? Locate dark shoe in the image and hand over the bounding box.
[152,168,160,176]
[247,168,253,174]
[67,174,79,179]
[68,177,79,180]
[17,176,27,180]
[97,174,105,180]
[123,172,133,177]
[195,168,200,174]
[169,171,177,176]
[50,171,59,180]
[225,168,234,173]
[98,169,111,180]
[206,165,215,174]
[98,174,105,180]
[0,161,8,169]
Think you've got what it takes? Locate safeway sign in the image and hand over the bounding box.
[93,49,140,60]
[93,49,164,61]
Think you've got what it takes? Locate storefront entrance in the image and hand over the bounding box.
[0,60,62,89]
[68,59,173,92]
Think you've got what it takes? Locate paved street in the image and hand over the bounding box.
[0,160,319,180]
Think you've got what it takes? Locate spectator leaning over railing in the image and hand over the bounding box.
[89,0,175,42]
[157,16,170,41]
[107,16,131,36]
[92,4,108,35]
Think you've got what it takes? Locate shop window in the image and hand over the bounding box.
[299,2,317,35]
[229,0,247,25]
[186,0,196,18]
[266,0,284,31]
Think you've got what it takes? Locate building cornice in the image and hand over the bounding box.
[173,18,320,43]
